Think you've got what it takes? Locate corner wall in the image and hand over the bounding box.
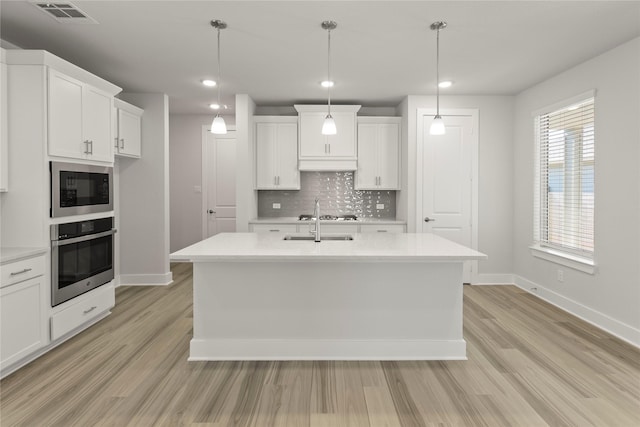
[512,38,640,345]
[118,93,172,286]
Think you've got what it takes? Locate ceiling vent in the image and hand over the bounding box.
[33,2,98,23]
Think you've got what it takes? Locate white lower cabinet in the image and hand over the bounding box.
[51,283,115,341]
[0,254,48,372]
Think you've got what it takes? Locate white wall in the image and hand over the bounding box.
[402,95,515,278]
[168,113,235,252]
[118,93,172,286]
[512,37,640,345]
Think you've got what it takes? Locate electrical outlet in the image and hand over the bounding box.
[376,203,385,210]
[194,185,202,193]
[557,269,564,282]
[272,203,281,209]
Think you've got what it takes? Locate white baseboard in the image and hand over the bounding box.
[514,275,640,348]
[118,272,173,287]
[189,338,467,361]
[474,273,515,285]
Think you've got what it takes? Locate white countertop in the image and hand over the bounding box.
[1,247,48,264]
[249,217,406,225]
[171,232,487,263]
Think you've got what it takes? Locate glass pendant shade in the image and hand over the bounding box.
[322,115,337,135]
[211,114,227,134]
[430,115,445,135]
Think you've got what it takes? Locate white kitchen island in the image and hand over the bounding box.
[171,232,486,361]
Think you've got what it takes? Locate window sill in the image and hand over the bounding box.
[529,245,596,274]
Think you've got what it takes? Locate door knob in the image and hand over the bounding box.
[424,217,436,222]
[208,210,216,214]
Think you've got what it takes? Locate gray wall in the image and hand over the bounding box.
[512,37,640,344]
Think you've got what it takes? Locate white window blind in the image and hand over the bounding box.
[534,96,595,259]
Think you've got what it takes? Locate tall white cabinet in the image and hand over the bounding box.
[255,116,299,190]
[356,117,401,190]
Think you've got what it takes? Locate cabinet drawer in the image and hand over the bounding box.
[251,224,298,233]
[1,256,45,288]
[51,284,115,341]
[359,224,406,233]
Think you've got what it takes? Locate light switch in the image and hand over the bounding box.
[376,203,385,210]
[273,203,281,209]
[194,185,202,193]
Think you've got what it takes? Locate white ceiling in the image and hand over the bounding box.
[1,1,639,115]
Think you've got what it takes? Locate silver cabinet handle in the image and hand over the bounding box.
[376,230,388,232]
[114,137,119,148]
[269,229,280,232]
[83,306,97,315]
[89,140,94,154]
[120,138,125,149]
[84,140,91,154]
[10,268,32,276]
[424,217,436,222]
[277,176,280,185]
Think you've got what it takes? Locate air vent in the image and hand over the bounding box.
[34,2,97,23]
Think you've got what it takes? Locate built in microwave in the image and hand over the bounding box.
[50,161,113,218]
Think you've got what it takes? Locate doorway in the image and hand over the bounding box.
[201,127,236,238]
[416,110,478,283]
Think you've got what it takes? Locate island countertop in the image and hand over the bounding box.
[171,232,487,263]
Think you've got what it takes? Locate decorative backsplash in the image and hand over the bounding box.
[257,172,396,218]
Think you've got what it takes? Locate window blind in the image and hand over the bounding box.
[534,97,595,258]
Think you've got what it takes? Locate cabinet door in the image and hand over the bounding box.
[251,223,298,233]
[356,123,378,189]
[117,108,141,157]
[83,86,113,162]
[377,123,400,189]
[256,123,278,189]
[48,69,84,159]
[298,113,327,158]
[1,277,46,370]
[327,112,356,158]
[276,123,300,189]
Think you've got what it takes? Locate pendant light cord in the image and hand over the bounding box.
[435,25,440,116]
[217,27,222,113]
[327,28,332,116]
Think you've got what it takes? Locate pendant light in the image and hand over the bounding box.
[210,19,227,134]
[430,21,447,135]
[321,20,337,135]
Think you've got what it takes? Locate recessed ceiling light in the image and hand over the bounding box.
[209,103,220,109]
[438,81,453,88]
[321,80,334,88]
[202,79,217,87]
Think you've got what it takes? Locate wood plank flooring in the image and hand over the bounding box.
[1,263,638,426]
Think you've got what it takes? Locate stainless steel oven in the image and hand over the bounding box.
[50,161,113,218]
[51,217,116,307]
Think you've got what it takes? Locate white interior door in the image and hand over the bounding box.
[203,128,236,238]
[421,115,475,283]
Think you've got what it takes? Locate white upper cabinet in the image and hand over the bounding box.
[356,117,401,190]
[48,69,114,163]
[114,98,143,158]
[294,104,360,171]
[255,117,299,190]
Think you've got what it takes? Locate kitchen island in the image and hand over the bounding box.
[171,232,486,361]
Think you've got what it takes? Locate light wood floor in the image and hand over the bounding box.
[1,263,638,426]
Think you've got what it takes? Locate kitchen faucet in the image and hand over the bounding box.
[311,197,321,242]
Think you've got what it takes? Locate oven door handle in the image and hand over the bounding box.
[52,229,117,246]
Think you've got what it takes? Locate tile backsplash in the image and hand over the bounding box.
[258,172,396,218]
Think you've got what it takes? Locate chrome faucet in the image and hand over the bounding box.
[311,197,321,242]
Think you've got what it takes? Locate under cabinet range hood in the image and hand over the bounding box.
[295,104,360,171]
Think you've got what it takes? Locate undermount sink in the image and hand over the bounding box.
[283,235,354,241]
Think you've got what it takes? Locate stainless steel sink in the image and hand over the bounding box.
[283,235,354,241]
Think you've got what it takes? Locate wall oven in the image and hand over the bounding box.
[51,217,116,307]
[50,161,113,218]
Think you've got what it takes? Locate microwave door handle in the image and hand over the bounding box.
[52,229,117,246]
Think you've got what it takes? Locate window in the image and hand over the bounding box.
[533,92,595,269]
